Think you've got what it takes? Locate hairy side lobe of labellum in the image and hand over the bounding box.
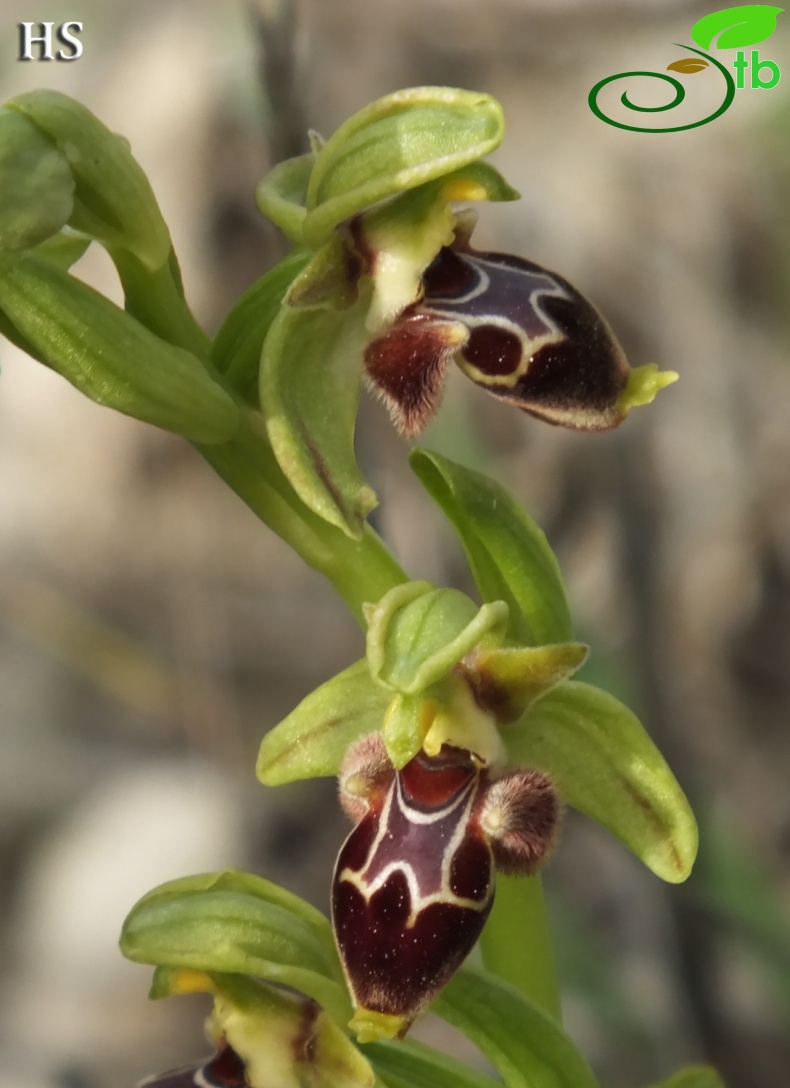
[364,241,630,435]
[332,734,558,1037]
[138,1044,247,1088]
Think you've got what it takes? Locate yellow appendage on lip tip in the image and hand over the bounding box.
[349,1007,410,1043]
[618,363,679,414]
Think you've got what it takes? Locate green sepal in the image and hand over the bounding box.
[257,659,391,785]
[365,582,508,694]
[410,449,573,646]
[302,87,505,248]
[211,250,310,402]
[255,152,314,245]
[0,106,74,250]
[0,250,239,444]
[260,298,376,538]
[360,162,518,332]
[646,1068,726,1088]
[507,682,698,883]
[434,965,601,1088]
[127,869,336,952]
[151,969,376,1088]
[7,90,171,270]
[462,642,590,722]
[364,1037,501,1088]
[120,870,351,1025]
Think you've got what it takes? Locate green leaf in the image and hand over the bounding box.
[364,1038,501,1088]
[255,152,314,245]
[434,965,601,1088]
[257,659,391,785]
[8,90,171,270]
[365,582,508,694]
[410,449,572,645]
[260,298,376,538]
[0,107,74,250]
[121,877,352,1025]
[646,1066,726,1088]
[691,5,782,50]
[0,250,239,444]
[506,682,698,883]
[302,87,505,248]
[211,250,310,402]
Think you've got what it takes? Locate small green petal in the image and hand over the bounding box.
[260,300,376,538]
[257,659,391,785]
[411,449,573,645]
[507,681,699,883]
[434,966,601,1088]
[463,642,590,722]
[302,87,506,248]
[255,152,314,245]
[380,691,434,770]
[0,250,239,443]
[0,107,74,250]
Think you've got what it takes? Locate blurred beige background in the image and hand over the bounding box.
[1,2,789,1087]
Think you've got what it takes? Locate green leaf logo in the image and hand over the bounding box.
[691,5,783,50]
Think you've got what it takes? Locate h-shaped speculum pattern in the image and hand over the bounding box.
[363,229,634,437]
[332,732,558,1040]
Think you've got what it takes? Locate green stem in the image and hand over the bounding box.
[479,874,561,1023]
[197,408,407,624]
[111,245,212,361]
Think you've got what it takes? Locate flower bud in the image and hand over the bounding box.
[6,90,171,269]
[0,106,73,250]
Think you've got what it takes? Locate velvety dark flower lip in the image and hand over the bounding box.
[364,235,676,437]
[333,734,557,1040]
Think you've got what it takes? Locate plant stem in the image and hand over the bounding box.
[197,409,407,624]
[479,874,561,1023]
[111,246,213,362]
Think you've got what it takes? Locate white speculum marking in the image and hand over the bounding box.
[423,254,573,390]
[339,774,491,928]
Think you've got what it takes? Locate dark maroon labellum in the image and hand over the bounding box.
[332,745,493,1029]
[363,241,630,435]
[333,734,560,1033]
[421,246,630,430]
